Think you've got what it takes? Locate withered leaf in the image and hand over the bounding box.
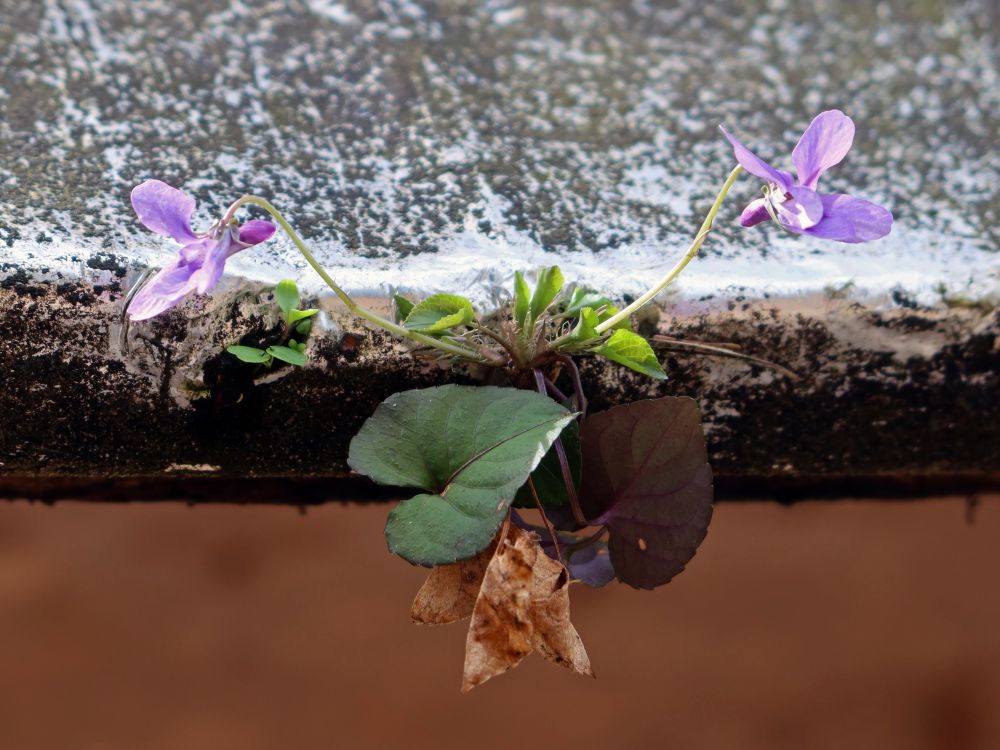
[461,526,593,692]
[411,542,494,625]
[528,550,592,674]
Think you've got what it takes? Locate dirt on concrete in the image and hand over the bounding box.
[3,281,998,495]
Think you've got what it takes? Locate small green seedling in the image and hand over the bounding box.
[225,279,317,368]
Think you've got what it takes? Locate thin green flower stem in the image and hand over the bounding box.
[224,195,486,362]
[591,164,743,335]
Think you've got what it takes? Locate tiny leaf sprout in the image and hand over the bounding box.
[225,279,316,369]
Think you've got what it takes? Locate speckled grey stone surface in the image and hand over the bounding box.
[1,0,997,303]
[1,0,998,499]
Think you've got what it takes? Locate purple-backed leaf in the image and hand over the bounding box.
[543,504,585,532]
[579,397,713,590]
[511,512,616,588]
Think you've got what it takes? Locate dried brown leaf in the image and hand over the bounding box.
[411,543,494,625]
[528,553,593,678]
[461,526,593,692]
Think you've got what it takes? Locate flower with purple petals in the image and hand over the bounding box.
[127,180,276,320]
[720,110,893,243]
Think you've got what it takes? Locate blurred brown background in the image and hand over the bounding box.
[0,497,997,750]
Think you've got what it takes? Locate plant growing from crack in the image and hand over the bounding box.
[226,279,317,368]
[124,110,891,690]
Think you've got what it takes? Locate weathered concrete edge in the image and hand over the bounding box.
[2,274,998,502]
[1,474,998,506]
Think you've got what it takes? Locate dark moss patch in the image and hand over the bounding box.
[85,253,128,278]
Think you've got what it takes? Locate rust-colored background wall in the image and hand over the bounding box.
[0,498,997,750]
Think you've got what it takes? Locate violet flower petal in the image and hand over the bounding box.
[803,193,893,243]
[127,236,227,320]
[130,180,199,244]
[740,197,771,227]
[719,125,793,191]
[564,543,616,588]
[237,219,277,247]
[127,258,201,321]
[791,110,855,190]
[189,233,231,295]
[773,185,825,231]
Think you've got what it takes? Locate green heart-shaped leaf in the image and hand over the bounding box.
[267,345,307,366]
[403,293,475,333]
[226,345,271,364]
[392,294,415,322]
[562,306,601,347]
[288,308,318,324]
[348,385,575,565]
[274,279,300,320]
[595,329,666,380]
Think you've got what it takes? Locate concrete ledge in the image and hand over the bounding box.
[2,0,998,503]
[2,279,997,502]
[2,475,997,506]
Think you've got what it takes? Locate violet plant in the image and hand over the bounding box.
[125,109,891,690]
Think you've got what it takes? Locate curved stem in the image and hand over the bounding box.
[592,165,743,334]
[527,477,561,560]
[543,376,569,404]
[533,369,588,527]
[564,525,607,556]
[557,354,587,417]
[224,195,485,362]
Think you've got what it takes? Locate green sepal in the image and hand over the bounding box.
[292,318,313,337]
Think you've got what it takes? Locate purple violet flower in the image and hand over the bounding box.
[720,110,893,243]
[127,180,276,320]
